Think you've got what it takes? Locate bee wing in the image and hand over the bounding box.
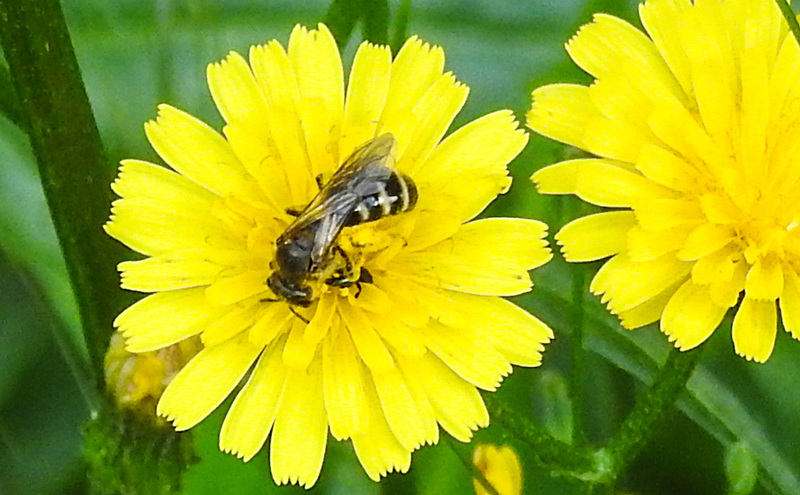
[284,133,397,262]
[287,133,396,229]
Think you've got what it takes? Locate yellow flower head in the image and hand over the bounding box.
[528,0,800,363]
[104,332,200,417]
[473,444,523,495]
[105,24,553,487]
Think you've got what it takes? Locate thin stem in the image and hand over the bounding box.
[362,0,389,46]
[0,0,128,379]
[323,0,363,50]
[570,265,587,445]
[775,0,800,49]
[483,393,597,478]
[601,346,703,479]
[0,64,26,130]
[155,0,175,104]
[390,0,412,53]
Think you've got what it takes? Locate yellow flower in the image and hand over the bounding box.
[473,444,523,495]
[528,0,800,363]
[104,333,200,418]
[106,24,553,487]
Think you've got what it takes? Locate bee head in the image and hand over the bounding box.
[274,230,315,278]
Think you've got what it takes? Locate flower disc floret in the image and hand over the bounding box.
[106,24,553,487]
[528,0,800,362]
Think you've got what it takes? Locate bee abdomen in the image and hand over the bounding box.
[346,171,418,226]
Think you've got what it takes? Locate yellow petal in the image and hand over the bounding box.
[119,251,223,292]
[414,110,527,222]
[691,244,738,285]
[223,124,294,213]
[636,144,703,193]
[202,303,260,347]
[393,218,550,296]
[115,288,223,352]
[677,223,735,261]
[732,297,777,363]
[341,41,392,158]
[282,318,317,371]
[527,83,599,150]
[708,260,748,308]
[557,211,636,262]
[392,72,468,173]
[288,24,344,177]
[405,353,488,442]
[207,51,270,134]
[627,224,693,262]
[247,303,293,348]
[779,266,800,340]
[745,255,784,300]
[339,302,395,373]
[111,159,218,206]
[661,279,727,350]
[220,339,286,461]
[270,362,327,488]
[638,0,693,95]
[380,35,445,148]
[144,104,249,197]
[566,14,684,106]
[105,197,235,257]
[590,253,692,314]
[205,270,268,305]
[369,310,427,358]
[473,444,523,495]
[323,325,369,440]
[616,279,681,329]
[447,292,553,367]
[351,374,411,481]
[304,293,337,345]
[634,198,705,231]
[533,159,673,208]
[249,41,314,205]
[373,366,433,450]
[157,335,261,430]
[421,319,511,391]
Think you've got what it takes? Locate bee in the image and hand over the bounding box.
[267,133,418,307]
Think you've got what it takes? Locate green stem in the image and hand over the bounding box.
[0,64,27,130]
[155,0,175,104]
[362,0,389,46]
[600,346,703,481]
[570,265,587,446]
[390,0,412,53]
[323,0,363,50]
[0,0,128,381]
[775,0,800,48]
[483,393,597,478]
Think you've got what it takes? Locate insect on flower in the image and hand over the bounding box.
[267,133,418,307]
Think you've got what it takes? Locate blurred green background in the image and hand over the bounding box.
[1,0,800,493]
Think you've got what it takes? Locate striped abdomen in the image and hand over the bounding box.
[344,170,418,227]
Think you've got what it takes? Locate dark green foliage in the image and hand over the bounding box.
[83,401,195,495]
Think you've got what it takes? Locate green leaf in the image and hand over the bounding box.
[527,263,800,494]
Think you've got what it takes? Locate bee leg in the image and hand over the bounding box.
[285,206,303,217]
[289,306,310,324]
[353,268,373,299]
[261,297,280,303]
